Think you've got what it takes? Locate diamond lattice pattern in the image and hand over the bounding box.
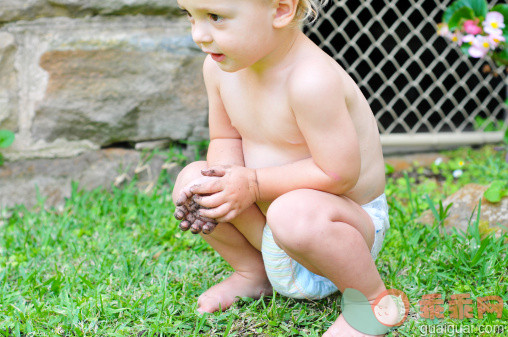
[305,0,507,135]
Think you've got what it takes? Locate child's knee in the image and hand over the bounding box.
[266,190,319,251]
[172,161,207,200]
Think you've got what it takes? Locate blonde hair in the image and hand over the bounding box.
[296,0,329,23]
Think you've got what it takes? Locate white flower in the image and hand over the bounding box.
[437,23,453,40]
[434,157,443,165]
[483,12,505,36]
[468,35,491,58]
[488,33,506,49]
[451,32,464,45]
[462,34,476,44]
[453,169,463,178]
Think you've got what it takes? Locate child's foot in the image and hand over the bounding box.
[197,271,273,313]
[323,296,402,337]
[323,314,383,337]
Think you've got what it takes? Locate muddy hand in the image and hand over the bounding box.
[174,175,221,234]
[184,209,218,234]
[174,196,218,234]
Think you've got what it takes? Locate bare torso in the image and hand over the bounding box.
[215,34,385,214]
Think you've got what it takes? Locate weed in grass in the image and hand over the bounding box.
[424,196,453,227]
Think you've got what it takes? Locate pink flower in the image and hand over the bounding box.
[483,12,505,36]
[463,19,482,35]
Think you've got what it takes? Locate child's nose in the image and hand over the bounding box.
[192,23,213,46]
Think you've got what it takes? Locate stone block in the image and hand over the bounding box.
[48,0,181,16]
[0,148,173,210]
[0,31,18,131]
[0,0,180,24]
[3,16,207,157]
[0,0,53,24]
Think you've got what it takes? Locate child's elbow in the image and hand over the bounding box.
[329,173,359,195]
[323,165,360,195]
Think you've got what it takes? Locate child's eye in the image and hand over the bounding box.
[180,8,192,18]
[208,13,224,22]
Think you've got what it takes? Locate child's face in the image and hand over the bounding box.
[178,0,277,72]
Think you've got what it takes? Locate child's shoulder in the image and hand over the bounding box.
[203,55,221,83]
[287,46,354,103]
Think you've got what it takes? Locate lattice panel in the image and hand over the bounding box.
[305,0,507,136]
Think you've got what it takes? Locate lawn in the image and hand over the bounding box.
[0,145,506,336]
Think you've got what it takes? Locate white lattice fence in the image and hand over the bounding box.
[305,0,507,151]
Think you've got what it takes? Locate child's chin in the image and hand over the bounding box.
[216,61,243,73]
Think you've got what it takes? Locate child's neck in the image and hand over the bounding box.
[245,26,304,78]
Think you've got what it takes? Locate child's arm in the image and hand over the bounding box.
[255,68,361,200]
[174,56,245,231]
[203,56,245,167]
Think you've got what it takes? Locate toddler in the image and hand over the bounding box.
[172,0,401,335]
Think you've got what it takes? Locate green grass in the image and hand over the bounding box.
[0,145,507,336]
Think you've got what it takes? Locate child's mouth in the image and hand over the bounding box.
[210,53,225,62]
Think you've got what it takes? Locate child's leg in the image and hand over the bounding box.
[172,161,271,313]
[266,189,395,336]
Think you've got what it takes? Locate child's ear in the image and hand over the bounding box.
[272,0,299,28]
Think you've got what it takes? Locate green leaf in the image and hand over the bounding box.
[443,1,468,22]
[0,130,15,148]
[504,126,508,145]
[471,237,489,265]
[483,180,507,203]
[385,163,395,175]
[484,187,502,203]
[470,0,488,18]
[460,43,471,56]
[492,48,508,66]
[443,0,488,23]
[449,7,475,29]
[489,180,507,191]
[491,4,508,28]
[495,3,508,40]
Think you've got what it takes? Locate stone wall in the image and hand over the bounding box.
[0,0,208,160]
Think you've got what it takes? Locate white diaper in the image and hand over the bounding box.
[261,193,390,300]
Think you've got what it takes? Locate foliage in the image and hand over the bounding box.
[488,123,508,165]
[0,145,506,335]
[483,179,508,203]
[0,130,15,166]
[437,0,508,66]
[474,115,505,132]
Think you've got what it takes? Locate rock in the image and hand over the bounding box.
[417,183,508,237]
[48,0,181,16]
[135,139,171,150]
[1,15,208,159]
[2,139,99,161]
[0,31,15,49]
[0,148,180,210]
[29,16,206,146]
[0,0,180,24]
[0,31,18,131]
[0,0,56,24]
